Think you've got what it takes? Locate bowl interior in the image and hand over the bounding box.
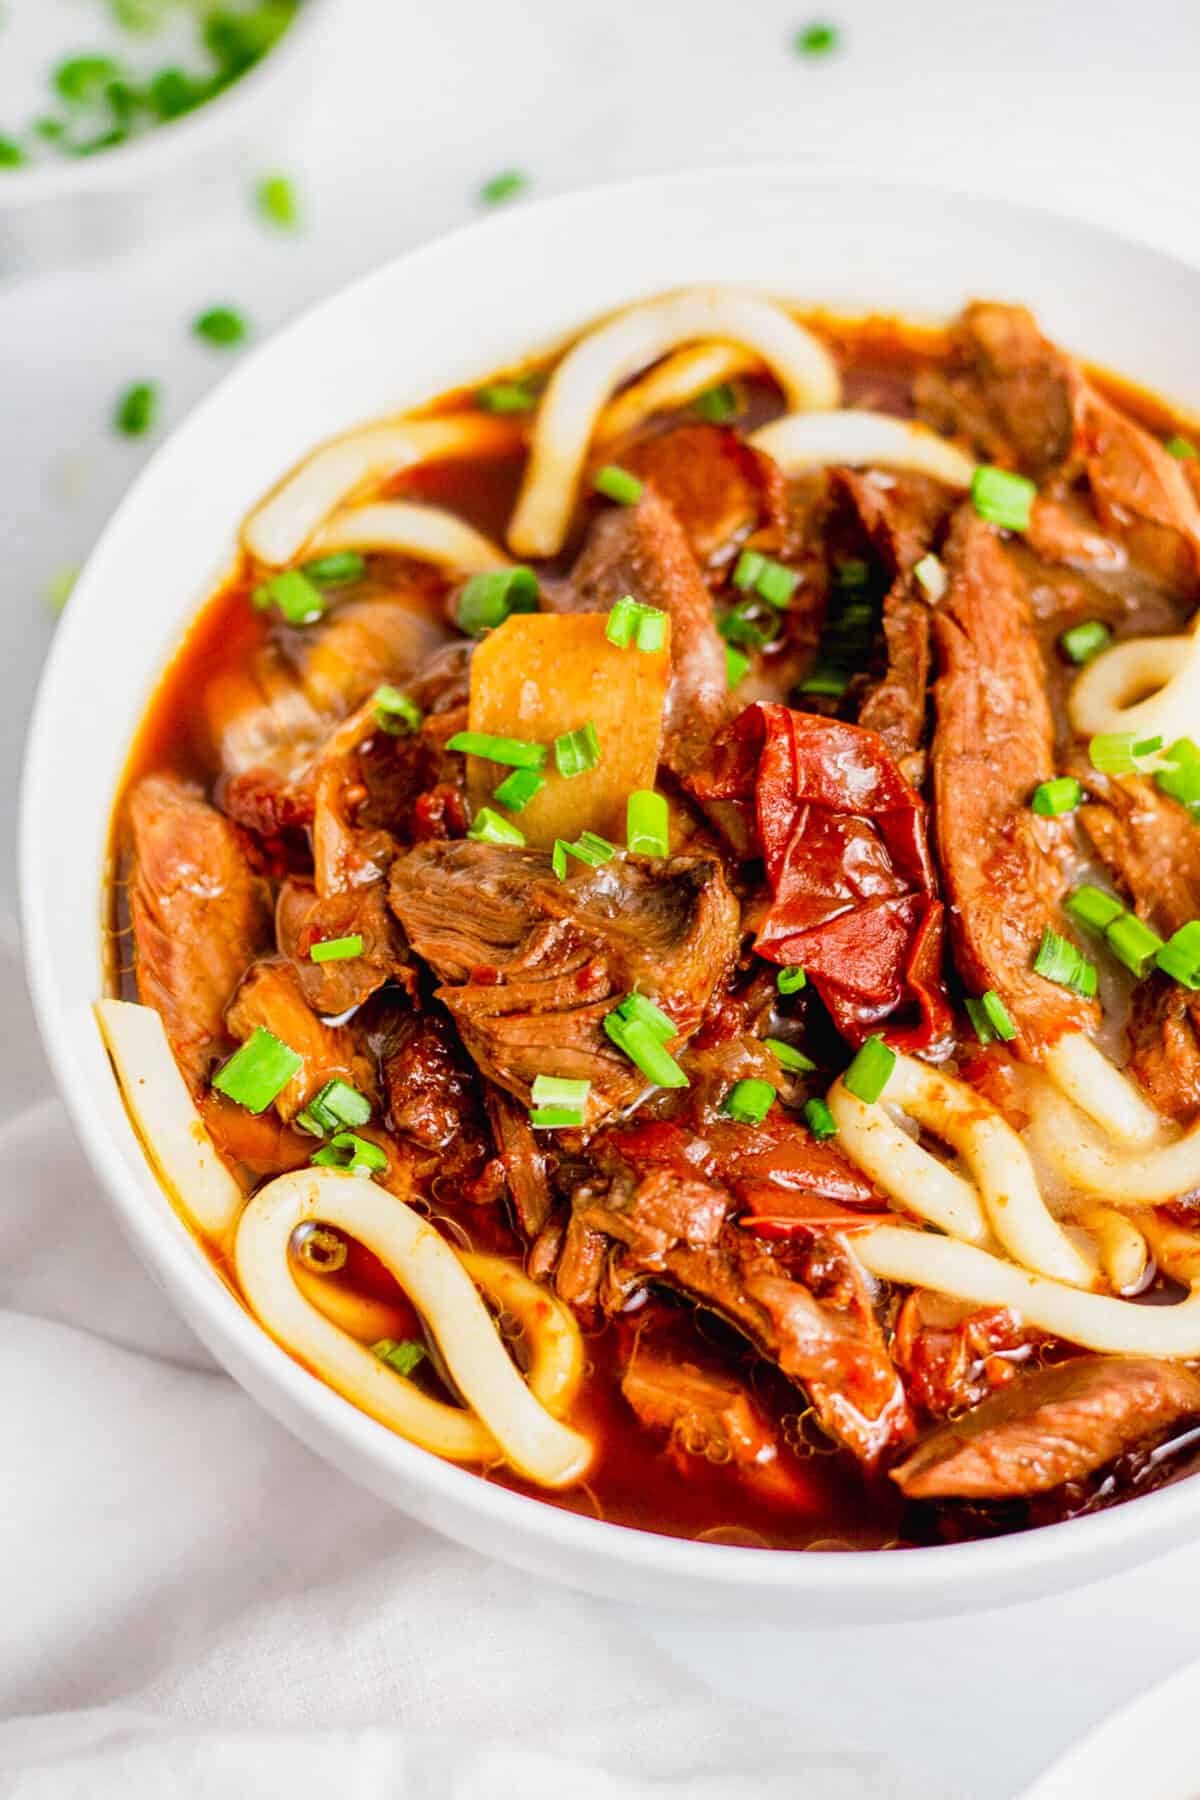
[24,167,1200,1616]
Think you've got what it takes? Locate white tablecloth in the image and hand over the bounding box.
[6,2,1200,1794]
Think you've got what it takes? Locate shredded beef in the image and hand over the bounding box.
[620,423,786,567]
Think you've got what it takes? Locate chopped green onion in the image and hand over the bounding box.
[776,966,807,994]
[468,807,526,847]
[455,566,538,634]
[835,558,870,589]
[551,840,568,881]
[695,383,739,424]
[725,644,750,689]
[372,1338,427,1377]
[493,766,545,812]
[971,464,1036,531]
[764,1037,816,1074]
[115,380,159,437]
[593,464,643,505]
[722,1078,776,1125]
[756,559,799,608]
[613,993,676,1042]
[635,606,667,651]
[964,997,995,1045]
[1089,732,1143,776]
[981,990,1017,1042]
[1157,921,1200,989]
[913,553,947,602]
[1156,739,1200,811]
[310,935,363,964]
[627,789,669,857]
[372,686,422,735]
[558,831,616,869]
[447,731,547,768]
[554,721,601,779]
[718,600,776,649]
[476,375,540,414]
[295,1079,373,1137]
[605,596,640,647]
[796,663,848,698]
[55,56,124,105]
[479,169,526,206]
[793,21,840,55]
[529,1105,585,1129]
[1166,434,1198,460]
[1065,885,1126,933]
[604,1012,689,1089]
[1059,619,1111,665]
[804,1097,838,1140]
[1133,735,1164,757]
[147,68,199,121]
[193,306,248,347]
[842,1035,896,1104]
[1032,776,1083,817]
[1076,961,1098,999]
[253,569,325,626]
[302,551,366,588]
[1106,913,1164,979]
[1033,927,1095,996]
[311,1132,388,1176]
[213,1028,301,1113]
[733,550,767,592]
[256,172,299,229]
[531,1075,591,1111]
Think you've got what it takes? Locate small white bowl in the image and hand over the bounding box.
[22,167,1200,1619]
[0,0,335,273]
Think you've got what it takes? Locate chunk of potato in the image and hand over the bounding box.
[467,612,670,848]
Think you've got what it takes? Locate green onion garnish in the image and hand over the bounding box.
[965,997,995,1045]
[476,375,540,414]
[554,721,601,779]
[311,1132,388,1176]
[302,551,366,588]
[479,169,526,206]
[793,21,840,55]
[455,566,538,635]
[842,1035,896,1104]
[804,1097,838,1140]
[531,1075,590,1111]
[634,606,667,651]
[372,1338,427,1377]
[627,789,669,857]
[913,553,947,602]
[253,569,325,627]
[1156,738,1200,811]
[613,993,676,1042]
[552,840,568,880]
[593,464,644,505]
[764,1037,816,1073]
[695,383,739,424]
[556,831,616,870]
[1166,434,1198,460]
[529,1106,585,1128]
[835,558,870,589]
[295,1079,373,1137]
[1059,619,1111,665]
[257,172,299,229]
[447,731,547,768]
[796,663,848,698]
[1065,885,1126,933]
[55,55,123,104]
[732,549,798,609]
[1033,927,1096,996]
[1032,776,1083,817]
[373,686,422,736]
[733,550,766,593]
[718,600,776,649]
[725,644,750,689]
[193,306,248,347]
[1106,913,1164,979]
[1089,732,1145,776]
[605,595,640,647]
[1157,921,1200,988]
[493,766,545,812]
[310,936,363,965]
[971,464,1036,532]
[0,136,26,168]
[722,1078,776,1125]
[468,807,526,847]
[777,966,807,994]
[213,1028,301,1113]
[604,1011,689,1089]
[115,380,159,437]
[981,990,1017,1042]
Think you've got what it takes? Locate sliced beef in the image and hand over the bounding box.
[225,958,377,1123]
[379,1007,502,1202]
[558,489,729,772]
[891,1356,1200,1499]
[892,1292,1031,1420]
[388,841,739,1121]
[932,510,1098,1053]
[128,773,273,1095]
[621,1352,778,1468]
[1079,777,1200,1123]
[948,301,1081,476]
[484,1086,554,1236]
[620,423,786,566]
[1081,390,1200,595]
[277,877,411,1016]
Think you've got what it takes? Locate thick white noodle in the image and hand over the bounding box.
[1082,1207,1150,1295]
[831,1052,1094,1286]
[460,1253,584,1419]
[828,1076,988,1245]
[309,502,509,573]
[236,1169,591,1486]
[244,416,516,567]
[1030,1082,1200,1206]
[1068,623,1200,743]
[1042,1033,1166,1148]
[594,342,758,446]
[508,287,841,556]
[750,410,977,487]
[95,999,244,1237]
[858,1225,1200,1356]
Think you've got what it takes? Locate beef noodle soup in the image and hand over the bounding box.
[99,290,1200,1551]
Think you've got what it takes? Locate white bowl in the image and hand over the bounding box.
[0,0,335,274]
[22,167,1200,1620]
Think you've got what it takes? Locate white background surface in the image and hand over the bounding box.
[5,1,1200,1793]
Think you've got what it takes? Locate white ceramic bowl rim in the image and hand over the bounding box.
[23,165,1200,1612]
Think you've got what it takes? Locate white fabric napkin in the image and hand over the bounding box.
[0,925,920,1799]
